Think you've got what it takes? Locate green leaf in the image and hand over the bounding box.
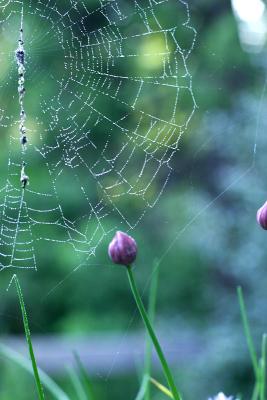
[237,286,258,378]
[144,261,159,400]
[259,334,267,400]
[74,352,96,400]
[0,344,70,400]
[67,367,88,400]
[12,274,45,400]
[150,377,173,399]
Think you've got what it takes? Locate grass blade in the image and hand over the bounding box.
[237,286,258,378]
[252,383,260,400]
[259,334,267,400]
[150,377,173,399]
[12,274,45,400]
[67,367,88,400]
[0,344,70,400]
[144,263,159,400]
[134,375,149,400]
[74,352,95,400]
[127,266,182,400]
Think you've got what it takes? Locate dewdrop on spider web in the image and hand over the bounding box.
[16,36,28,149]
[20,121,27,147]
[16,41,26,99]
[20,162,29,189]
[15,38,25,66]
[0,0,196,275]
[16,19,29,187]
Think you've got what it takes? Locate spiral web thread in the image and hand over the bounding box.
[0,0,196,272]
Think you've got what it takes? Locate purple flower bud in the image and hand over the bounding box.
[257,201,267,230]
[108,231,137,266]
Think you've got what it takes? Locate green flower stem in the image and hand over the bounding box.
[13,275,45,400]
[126,266,182,400]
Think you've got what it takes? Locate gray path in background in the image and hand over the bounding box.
[2,331,205,376]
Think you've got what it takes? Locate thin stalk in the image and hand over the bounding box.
[144,263,159,400]
[252,383,260,400]
[126,266,182,400]
[134,376,149,400]
[13,274,45,400]
[259,334,267,400]
[74,352,95,400]
[67,367,87,400]
[237,286,258,378]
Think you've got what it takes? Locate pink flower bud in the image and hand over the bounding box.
[108,231,137,266]
[257,201,267,230]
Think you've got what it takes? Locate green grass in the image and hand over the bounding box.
[0,344,70,400]
[135,262,159,400]
[12,274,45,400]
[126,265,182,400]
[2,275,267,400]
[74,352,96,400]
[238,286,267,400]
[144,263,159,400]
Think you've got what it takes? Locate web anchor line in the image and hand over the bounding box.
[15,7,29,189]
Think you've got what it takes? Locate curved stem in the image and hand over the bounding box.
[13,275,45,400]
[126,266,182,400]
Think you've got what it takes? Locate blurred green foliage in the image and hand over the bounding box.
[0,1,266,400]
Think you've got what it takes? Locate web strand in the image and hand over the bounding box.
[0,0,196,273]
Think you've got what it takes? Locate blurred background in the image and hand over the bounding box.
[0,0,267,399]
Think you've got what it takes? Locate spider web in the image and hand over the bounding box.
[0,0,196,273]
